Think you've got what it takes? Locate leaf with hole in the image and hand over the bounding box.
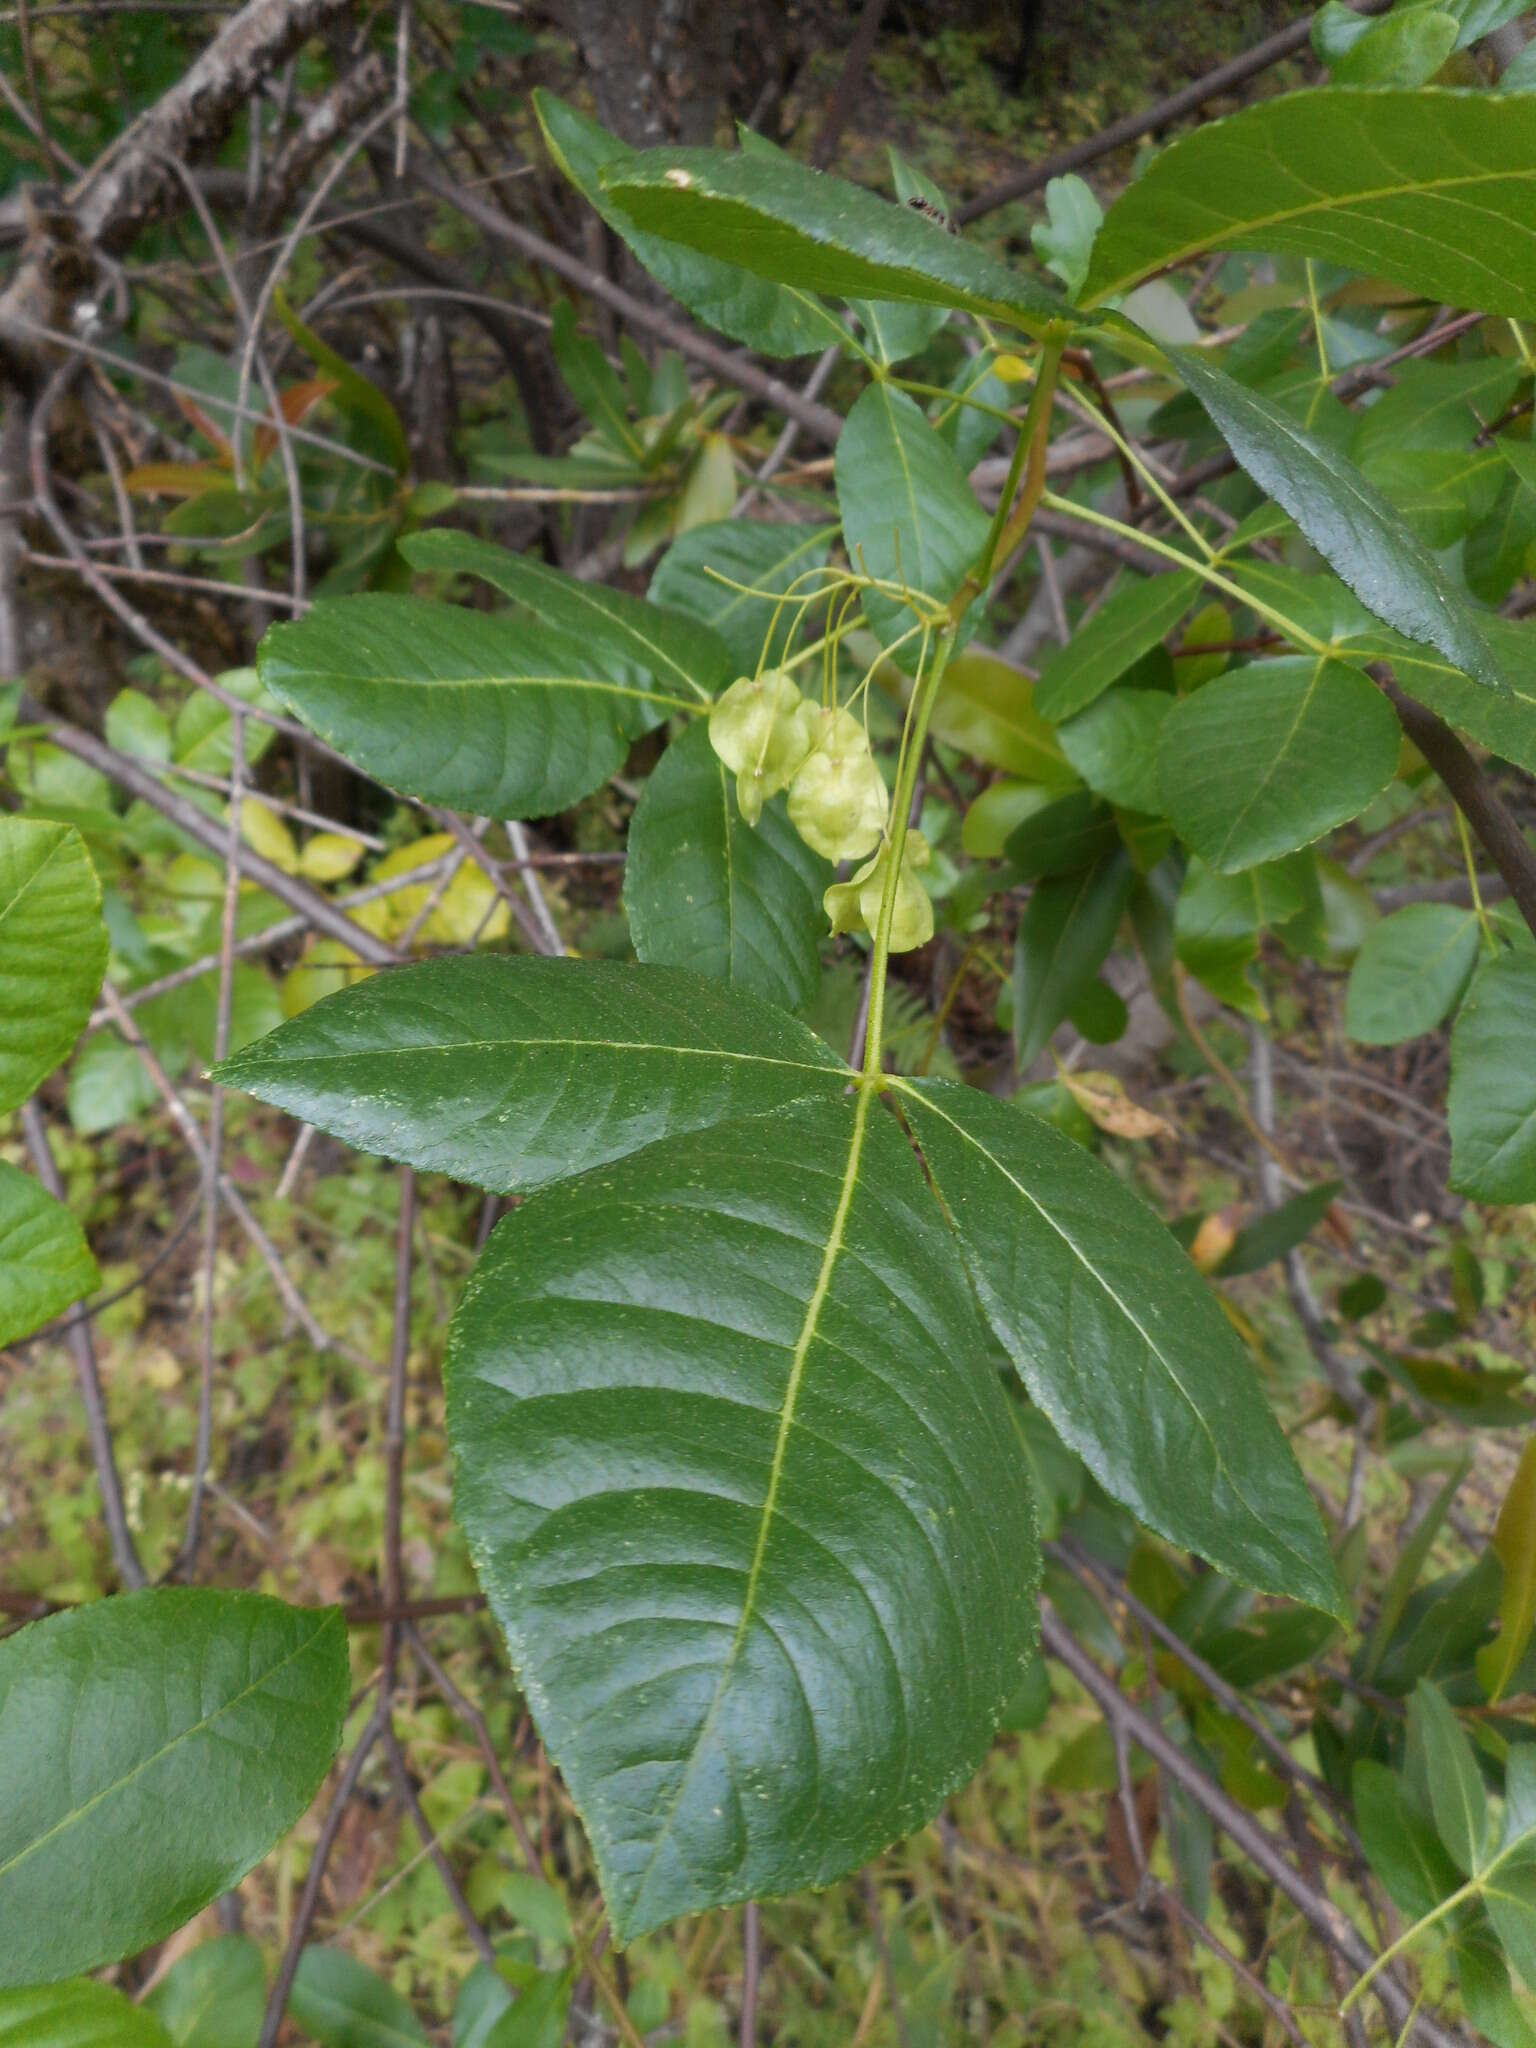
[0,1589,348,1987]
[535,93,842,359]
[600,144,1065,336]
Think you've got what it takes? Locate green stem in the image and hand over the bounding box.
[971,323,1070,598]
[1339,1877,1475,2015]
[861,628,954,1087]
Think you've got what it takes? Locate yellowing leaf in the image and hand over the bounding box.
[1190,1210,1240,1274]
[1478,1437,1536,1704]
[240,799,298,875]
[365,835,510,950]
[298,833,367,884]
[1059,1069,1174,1141]
[281,939,374,1018]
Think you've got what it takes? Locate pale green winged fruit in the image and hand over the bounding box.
[787,705,888,860]
[825,831,934,952]
[707,669,816,825]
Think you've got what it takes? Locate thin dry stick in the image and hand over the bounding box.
[257,1697,390,2048]
[181,704,245,1570]
[381,1166,414,1697]
[404,1624,544,1878]
[1039,1609,1467,2048]
[19,1101,148,1590]
[739,1901,762,2048]
[380,1720,498,1965]
[95,980,331,1350]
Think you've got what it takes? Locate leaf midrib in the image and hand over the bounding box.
[894,1078,1336,1595]
[0,1613,334,1887]
[1089,149,1536,306]
[628,1085,874,1913]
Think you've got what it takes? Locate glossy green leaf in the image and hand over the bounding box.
[1013,850,1133,1068]
[1157,655,1400,870]
[257,596,675,820]
[0,1590,348,1986]
[1360,443,1507,548]
[0,1981,175,2048]
[836,384,989,654]
[534,93,839,359]
[1413,1678,1489,1875]
[1345,903,1483,1044]
[482,1972,571,2048]
[447,1092,1039,1941]
[401,530,731,702]
[600,145,1064,336]
[929,650,1075,782]
[1352,357,1522,468]
[1449,949,1536,1202]
[0,1161,98,1347]
[624,723,828,1011]
[0,819,109,1114]
[288,1949,427,2048]
[144,1937,264,2048]
[1352,1760,1461,1918]
[1480,1437,1536,1703]
[1058,684,1171,813]
[1173,351,1506,693]
[1034,572,1200,723]
[218,958,848,1195]
[893,1077,1347,1616]
[1367,615,1536,775]
[1085,88,1536,322]
[648,520,835,675]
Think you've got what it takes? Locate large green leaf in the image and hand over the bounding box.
[289,1950,427,2048]
[447,1091,1039,1941]
[600,145,1064,336]
[1449,948,1536,1202]
[0,1161,98,1347]
[1174,853,1313,1016]
[892,1078,1346,1617]
[1157,655,1400,870]
[144,1937,264,2048]
[534,93,840,359]
[1174,351,1507,693]
[0,819,109,1114]
[0,1589,348,1986]
[836,383,990,655]
[1084,88,1536,321]
[0,1981,175,2048]
[1013,849,1133,1068]
[217,959,849,1194]
[1034,571,1200,723]
[257,597,676,821]
[1480,1440,1536,1705]
[649,521,836,676]
[1345,903,1483,1044]
[400,531,731,702]
[624,723,829,1011]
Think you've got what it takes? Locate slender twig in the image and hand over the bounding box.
[1039,1609,1467,2048]
[19,1102,148,1590]
[381,1167,414,1696]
